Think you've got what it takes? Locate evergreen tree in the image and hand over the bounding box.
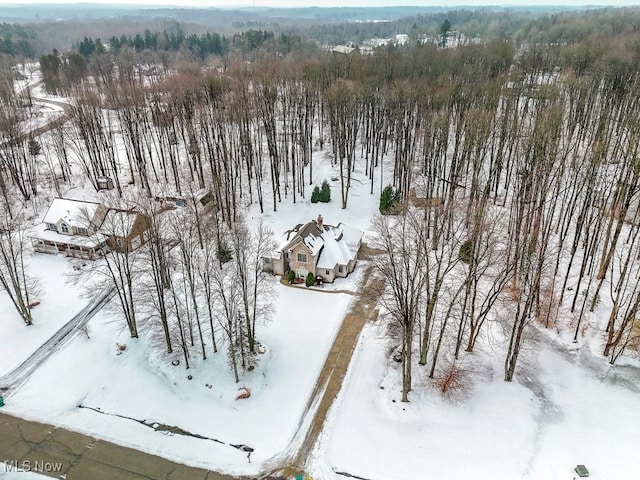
[379,185,400,214]
[305,272,315,287]
[440,19,452,47]
[311,185,321,203]
[320,180,331,203]
[39,51,60,94]
[311,180,331,203]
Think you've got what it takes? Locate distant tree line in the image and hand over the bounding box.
[305,7,640,47]
[0,23,37,57]
[7,6,640,60]
[75,29,307,62]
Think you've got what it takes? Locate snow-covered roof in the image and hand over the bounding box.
[31,227,107,249]
[317,223,363,269]
[43,198,101,228]
[300,222,325,256]
[275,219,363,268]
[332,45,356,55]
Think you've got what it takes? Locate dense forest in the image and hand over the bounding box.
[2,6,640,398]
[0,5,626,57]
[0,23,37,57]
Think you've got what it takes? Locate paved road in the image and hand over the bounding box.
[0,412,256,480]
[0,88,74,150]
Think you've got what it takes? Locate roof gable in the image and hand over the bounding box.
[277,219,363,268]
[43,198,102,228]
[316,223,363,269]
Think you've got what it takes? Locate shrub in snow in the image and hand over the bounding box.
[305,272,315,287]
[311,185,321,203]
[28,138,41,156]
[287,270,295,283]
[433,363,470,402]
[320,180,331,202]
[217,242,233,263]
[235,386,251,400]
[311,180,331,203]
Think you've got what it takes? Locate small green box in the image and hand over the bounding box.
[574,465,589,477]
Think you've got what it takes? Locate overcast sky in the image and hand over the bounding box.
[5,0,640,8]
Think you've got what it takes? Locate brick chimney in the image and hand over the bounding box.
[317,214,324,230]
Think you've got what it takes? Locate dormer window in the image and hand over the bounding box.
[47,223,57,231]
[61,223,69,234]
[76,227,88,236]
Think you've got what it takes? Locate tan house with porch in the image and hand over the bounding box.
[31,198,109,259]
[31,198,150,259]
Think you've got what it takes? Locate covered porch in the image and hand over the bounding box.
[31,230,109,260]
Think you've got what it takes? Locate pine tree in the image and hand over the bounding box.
[380,185,397,214]
[320,180,331,203]
[311,185,321,203]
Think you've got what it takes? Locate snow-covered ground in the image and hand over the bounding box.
[2,277,354,475]
[13,67,67,134]
[0,464,51,480]
[309,322,640,480]
[0,253,84,377]
[248,154,381,241]
[3,80,640,480]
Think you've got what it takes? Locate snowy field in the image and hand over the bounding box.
[2,279,354,475]
[309,322,640,480]
[247,154,381,243]
[0,253,84,377]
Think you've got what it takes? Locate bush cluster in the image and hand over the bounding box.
[311,180,331,203]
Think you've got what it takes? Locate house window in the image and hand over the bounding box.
[116,238,124,248]
[47,223,57,231]
[297,253,307,263]
[61,223,69,234]
[76,227,88,236]
[338,265,344,273]
[326,270,330,275]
